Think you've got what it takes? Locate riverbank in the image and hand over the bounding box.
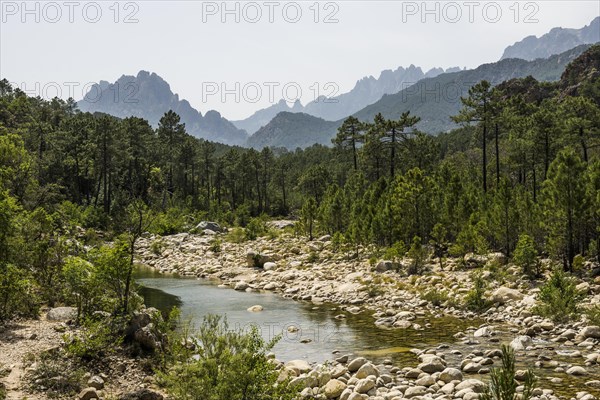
[0,311,165,400]
[136,229,600,399]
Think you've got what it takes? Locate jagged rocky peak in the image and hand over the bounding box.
[77,70,247,146]
[501,17,599,61]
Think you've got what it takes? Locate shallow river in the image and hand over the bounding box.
[134,267,476,365]
[134,268,600,397]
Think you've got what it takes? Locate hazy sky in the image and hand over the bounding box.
[1,1,599,119]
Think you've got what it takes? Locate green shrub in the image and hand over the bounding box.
[83,228,100,246]
[366,283,384,298]
[26,350,84,398]
[533,267,583,322]
[245,217,268,240]
[81,206,109,229]
[157,314,299,400]
[464,272,491,312]
[407,236,427,275]
[572,254,584,273]
[62,256,100,322]
[384,241,406,265]
[480,345,536,400]
[585,304,600,326]
[150,238,166,255]
[64,318,123,361]
[331,232,344,252]
[307,252,319,263]
[209,239,222,253]
[421,290,449,307]
[226,227,246,243]
[151,208,188,235]
[234,203,252,227]
[0,263,39,321]
[513,234,539,278]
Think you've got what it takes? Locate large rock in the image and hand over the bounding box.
[330,364,347,379]
[195,221,221,232]
[580,326,600,339]
[323,379,346,398]
[491,287,524,304]
[567,366,587,376]
[404,386,427,398]
[126,308,160,337]
[474,326,492,337]
[79,388,99,400]
[464,253,487,268]
[47,307,77,321]
[234,281,249,291]
[347,357,367,372]
[510,335,533,351]
[247,305,263,312]
[87,375,104,390]
[354,378,375,394]
[263,262,277,271]
[134,323,160,351]
[418,355,446,373]
[269,220,295,230]
[374,260,396,272]
[355,363,379,379]
[440,367,463,383]
[285,360,311,374]
[455,379,487,393]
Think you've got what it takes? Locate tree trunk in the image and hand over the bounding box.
[482,123,487,193]
[495,123,500,186]
[352,138,357,171]
[579,127,589,163]
[390,128,396,178]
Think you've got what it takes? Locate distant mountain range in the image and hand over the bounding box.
[77,71,248,146]
[501,17,599,61]
[248,45,593,149]
[232,65,463,134]
[77,18,599,149]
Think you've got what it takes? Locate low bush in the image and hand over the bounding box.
[150,208,189,235]
[464,272,491,312]
[0,263,39,321]
[64,318,124,361]
[585,304,600,326]
[245,216,268,240]
[226,227,246,243]
[150,239,166,255]
[421,290,449,307]
[208,239,222,253]
[533,267,583,322]
[157,314,299,400]
[407,236,427,275]
[513,234,539,278]
[480,345,536,400]
[26,350,85,398]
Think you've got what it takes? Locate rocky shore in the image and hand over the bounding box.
[136,227,600,399]
[0,309,164,400]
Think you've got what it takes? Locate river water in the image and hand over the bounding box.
[134,267,600,396]
[134,267,476,365]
